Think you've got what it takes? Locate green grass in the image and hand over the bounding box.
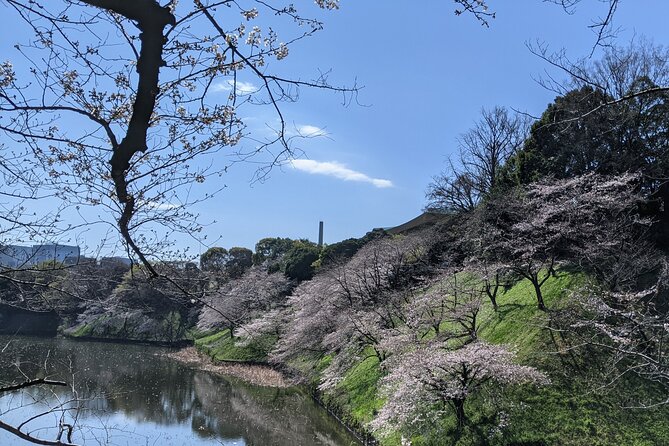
[196,270,669,445]
[69,321,95,337]
[194,329,275,362]
[320,350,384,438]
[419,269,669,446]
[477,269,586,360]
[498,381,669,446]
[336,353,384,423]
[325,270,669,446]
[66,314,111,338]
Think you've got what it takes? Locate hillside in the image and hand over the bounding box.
[190,216,669,445]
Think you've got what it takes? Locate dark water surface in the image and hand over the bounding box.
[0,335,360,446]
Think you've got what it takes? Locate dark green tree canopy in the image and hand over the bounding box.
[226,247,253,279]
[253,238,295,266]
[200,246,252,278]
[507,87,618,182]
[283,242,320,281]
[500,40,669,197]
[200,247,229,273]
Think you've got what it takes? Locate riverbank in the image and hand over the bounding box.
[163,346,292,388]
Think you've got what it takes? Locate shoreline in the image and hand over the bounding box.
[164,346,370,444]
[163,346,292,388]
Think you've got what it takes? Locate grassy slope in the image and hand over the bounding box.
[475,271,669,446]
[194,271,669,445]
[194,329,273,362]
[321,352,383,424]
[334,271,669,446]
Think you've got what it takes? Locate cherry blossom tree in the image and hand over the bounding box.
[197,266,292,338]
[561,261,669,406]
[272,231,436,386]
[323,233,434,359]
[269,272,341,374]
[370,341,548,432]
[234,307,287,350]
[473,262,507,311]
[469,173,649,310]
[272,239,406,368]
[0,0,355,278]
[403,271,481,343]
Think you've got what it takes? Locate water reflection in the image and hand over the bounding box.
[0,336,359,446]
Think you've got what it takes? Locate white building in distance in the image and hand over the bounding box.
[0,244,81,268]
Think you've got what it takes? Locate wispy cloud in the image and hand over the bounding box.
[211,80,258,95]
[291,159,393,189]
[139,200,180,211]
[294,124,328,137]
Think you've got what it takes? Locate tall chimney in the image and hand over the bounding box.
[318,221,324,247]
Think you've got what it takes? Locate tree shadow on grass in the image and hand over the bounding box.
[493,303,525,321]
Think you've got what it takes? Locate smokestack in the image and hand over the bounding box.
[318,221,324,247]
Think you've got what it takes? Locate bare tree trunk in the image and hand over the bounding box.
[453,398,467,427]
[532,280,547,311]
[484,273,500,311]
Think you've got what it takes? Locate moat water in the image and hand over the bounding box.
[0,335,360,445]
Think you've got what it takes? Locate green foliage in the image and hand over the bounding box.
[200,247,229,272]
[161,311,185,342]
[253,237,295,265]
[504,86,616,186]
[283,241,320,281]
[200,246,252,278]
[318,230,386,267]
[226,247,253,278]
[69,320,97,338]
[319,237,364,266]
[499,82,669,197]
[251,237,321,281]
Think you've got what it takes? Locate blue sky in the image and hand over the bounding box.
[189,0,669,253]
[1,1,669,258]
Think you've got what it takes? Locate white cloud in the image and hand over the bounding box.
[211,80,258,95]
[139,200,180,211]
[291,159,393,189]
[295,124,327,137]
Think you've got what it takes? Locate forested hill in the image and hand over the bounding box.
[190,172,668,445]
